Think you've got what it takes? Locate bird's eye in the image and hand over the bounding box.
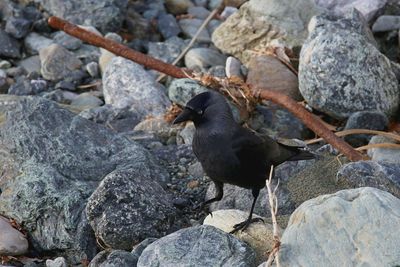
[197,109,203,115]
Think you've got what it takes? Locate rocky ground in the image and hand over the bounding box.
[0,0,400,266]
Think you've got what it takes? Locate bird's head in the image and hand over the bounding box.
[173,91,232,126]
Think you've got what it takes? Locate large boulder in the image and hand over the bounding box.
[0,95,168,264]
[299,10,399,119]
[212,0,321,64]
[279,187,400,266]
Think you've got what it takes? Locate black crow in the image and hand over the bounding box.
[173,91,315,233]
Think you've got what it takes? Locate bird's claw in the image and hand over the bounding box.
[230,218,264,234]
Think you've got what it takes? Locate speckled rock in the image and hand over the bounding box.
[168,78,208,107]
[337,160,400,198]
[86,168,176,250]
[36,0,128,33]
[212,0,320,64]
[0,96,168,263]
[0,30,21,58]
[39,44,82,81]
[279,187,400,266]
[137,225,256,267]
[299,10,399,119]
[103,57,171,120]
[315,0,388,22]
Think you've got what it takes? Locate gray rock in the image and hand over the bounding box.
[226,56,244,78]
[36,0,128,33]
[0,96,167,263]
[207,65,226,77]
[79,104,140,133]
[137,225,256,267]
[177,122,195,145]
[70,93,104,110]
[0,216,28,256]
[103,57,171,119]
[165,0,194,15]
[337,160,400,198]
[367,135,400,164]
[46,257,67,267]
[343,111,389,146]
[86,168,176,250]
[208,0,223,10]
[53,31,83,50]
[147,36,188,64]
[157,14,181,39]
[188,6,211,19]
[75,44,101,64]
[0,30,21,58]
[179,19,211,43]
[184,48,227,71]
[279,187,400,266]
[220,6,238,19]
[212,0,320,64]
[131,238,157,260]
[299,10,399,119]
[5,17,31,39]
[168,78,208,106]
[207,19,222,34]
[85,62,99,78]
[372,15,400,32]
[42,89,79,104]
[188,161,205,179]
[39,44,82,81]
[24,32,54,55]
[0,70,8,93]
[8,77,33,96]
[315,0,387,22]
[89,250,138,267]
[256,104,310,139]
[17,56,41,75]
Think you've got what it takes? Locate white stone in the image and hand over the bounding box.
[279,187,400,266]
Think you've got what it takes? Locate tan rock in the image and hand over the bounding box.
[246,55,302,100]
[203,209,280,264]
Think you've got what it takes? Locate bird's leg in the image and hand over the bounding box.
[194,181,223,216]
[230,188,263,234]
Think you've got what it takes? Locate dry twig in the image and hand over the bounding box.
[156,5,223,82]
[265,165,280,267]
[306,129,400,145]
[48,16,363,162]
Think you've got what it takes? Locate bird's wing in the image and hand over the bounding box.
[231,127,269,164]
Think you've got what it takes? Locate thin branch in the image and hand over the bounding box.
[306,129,400,145]
[48,17,191,79]
[265,165,280,267]
[48,16,363,162]
[156,5,222,82]
[355,143,400,151]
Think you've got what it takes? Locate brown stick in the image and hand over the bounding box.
[48,16,191,79]
[48,16,363,162]
[257,90,363,161]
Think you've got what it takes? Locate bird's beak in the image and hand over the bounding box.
[173,108,192,124]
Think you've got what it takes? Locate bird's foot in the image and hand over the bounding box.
[193,202,213,217]
[230,217,264,234]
